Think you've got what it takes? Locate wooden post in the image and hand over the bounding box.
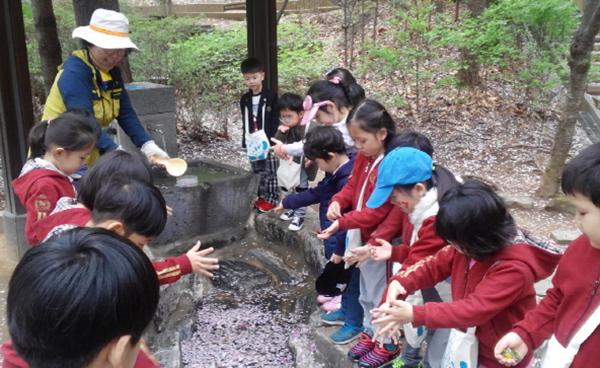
[0,0,35,256]
[246,0,278,93]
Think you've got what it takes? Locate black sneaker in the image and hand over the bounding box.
[279,209,295,221]
[288,215,304,231]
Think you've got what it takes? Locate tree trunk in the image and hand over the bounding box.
[456,0,488,87]
[537,1,600,197]
[72,0,133,82]
[372,0,378,42]
[276,0,290,24]
[31,0,62,95]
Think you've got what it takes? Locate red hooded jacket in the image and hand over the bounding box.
[12,163,76,245]
[38,205,192,286]
[389,231,562,368]
[331,153,395,245]
[512,235,600,368]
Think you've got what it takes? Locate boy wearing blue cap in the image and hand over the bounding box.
[366,146,457,368]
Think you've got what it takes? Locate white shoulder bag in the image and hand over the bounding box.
[244,103,270,162]
[541,301,600,368]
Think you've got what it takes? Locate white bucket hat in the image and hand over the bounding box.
[72,8,138,50]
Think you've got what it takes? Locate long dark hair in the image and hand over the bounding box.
[325,67,366,107]
[307,79,353,111]
[347,99,397,148]
[29,109,100,158]
[436,180,517,260]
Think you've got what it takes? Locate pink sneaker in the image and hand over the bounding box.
[317,295,335,304]
[321,295,342,312]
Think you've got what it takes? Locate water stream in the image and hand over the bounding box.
[180,235,319,367]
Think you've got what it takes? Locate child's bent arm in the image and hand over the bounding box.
[401,217,448,266]
[282,141,304,156]
[153,254,193,285]
[388,245,454,302]
[413,262,531,330]
[366,206,406,246]
[337,202,393,231]
[511,283,563,351]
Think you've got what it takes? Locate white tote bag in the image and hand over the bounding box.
[276,121,311,190]
[403,291,428,347]
[441,327,478,368]
[540,301,600,368]
[244,105,270,162]
[344,154,384,269]
[277,158,301,190]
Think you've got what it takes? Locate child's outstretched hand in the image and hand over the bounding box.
[371,299,414,341]
[371,239,393,261]
[326,201,342,221]
[274,202,285,216]
[186,241,219,278]
[270,138,289,159]
[344,245,370,267]
[317,220,339,240]
[494,332,527,366]
[330,253,343,264]
[385,280,407,303]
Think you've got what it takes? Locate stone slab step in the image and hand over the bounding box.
[551,229,582,245]
[313,324,356,368]
[578,111,600,143]
[587,82,600,95]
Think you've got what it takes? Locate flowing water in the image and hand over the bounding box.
[180,235,319,368]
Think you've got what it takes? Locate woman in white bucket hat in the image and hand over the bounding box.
[42,8,169,165]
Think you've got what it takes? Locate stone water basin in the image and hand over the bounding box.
[151,158,259,255]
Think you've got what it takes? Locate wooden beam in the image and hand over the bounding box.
[246,0,278,93]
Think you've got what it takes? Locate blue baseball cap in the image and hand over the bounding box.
[366,147,433,208]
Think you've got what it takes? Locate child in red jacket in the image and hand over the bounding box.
[495,143,600,368]
[41,151,219,285]
[3,228,160,368]
[12,109,99,245]
[371,181,562,368]
[318,99,401,367]
[366,146,458,368]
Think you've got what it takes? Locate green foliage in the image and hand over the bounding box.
[444,0,577,104]
[360,0,578,110]
[277,21,333,92]
[22,0,77,81]
[128,15,201,83]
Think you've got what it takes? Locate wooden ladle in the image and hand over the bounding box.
[155,157,188,177]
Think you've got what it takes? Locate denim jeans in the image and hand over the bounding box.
[341,266,363,329]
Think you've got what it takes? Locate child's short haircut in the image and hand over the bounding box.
[436,180,516,261]
[8,228,159,368]
[78,151,153,210]
[240,57,264,74]
[92,177,167,238]
[562,142,600,207]
[278,92,304,112]
[303,125,347,160]
[388,129,434,157]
